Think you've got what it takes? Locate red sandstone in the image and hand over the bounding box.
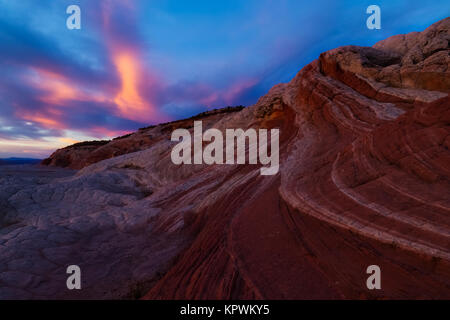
[39,18,450,299]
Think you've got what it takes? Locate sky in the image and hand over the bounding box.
[0,0,448,158]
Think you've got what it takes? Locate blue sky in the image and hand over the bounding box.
[0,0,448,158]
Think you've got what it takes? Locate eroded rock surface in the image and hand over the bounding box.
[1,18,449,299]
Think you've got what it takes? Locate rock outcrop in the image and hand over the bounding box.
[41,106,245,169]
[1,18,449,299]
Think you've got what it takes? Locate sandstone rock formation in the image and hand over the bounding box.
[1,18,449,299]
[41,106,245,169]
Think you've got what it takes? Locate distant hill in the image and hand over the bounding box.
[41,106,245,169]
[0,157,42,165]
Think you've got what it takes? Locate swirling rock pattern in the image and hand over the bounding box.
[1,18,449,299]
